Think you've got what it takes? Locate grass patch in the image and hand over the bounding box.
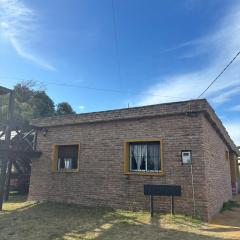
[0,194,239,240]
[221,200,240,212]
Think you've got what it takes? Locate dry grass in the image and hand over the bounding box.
[0,195,239,240]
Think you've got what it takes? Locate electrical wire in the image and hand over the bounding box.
[0,76,187,100]
[198,50,240,98]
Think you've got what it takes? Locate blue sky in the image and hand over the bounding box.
[0,0,240,145]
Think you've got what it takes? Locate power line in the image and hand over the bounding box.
[0,76,187,100]
[47,82,187,99]
[198,50,240,98]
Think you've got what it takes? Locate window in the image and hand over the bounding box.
[225,150,229,161]
[52,144,80,172]
[124,139,163,175]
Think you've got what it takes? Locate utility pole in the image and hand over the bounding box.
[0,90,14,210]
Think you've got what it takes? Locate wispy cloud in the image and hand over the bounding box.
[229,104,240,112]
[136,4,240,106]
[9,38,56,71]
[211,87,240,104]
[225,122,240,146]
[78,105,85,111]
[0,0,56,71]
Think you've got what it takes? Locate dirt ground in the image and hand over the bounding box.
[1,194,240,240]
[207,195,240,239]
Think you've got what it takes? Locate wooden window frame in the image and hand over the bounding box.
[51,143,80,173]
[124,138,164,176]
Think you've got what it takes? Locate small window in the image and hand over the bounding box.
[52,144,79,172]
[124,140,163,175]
[225,150,229,161]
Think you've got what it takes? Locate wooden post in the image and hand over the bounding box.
[0,155,8,210]
[171,196,174,215]
[33,130,38,151]
[150,195,154,217]
[0,90,14,210]
[4,158,13,201]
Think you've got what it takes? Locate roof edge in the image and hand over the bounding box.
[31,99,207,124]
[30,98,238,154]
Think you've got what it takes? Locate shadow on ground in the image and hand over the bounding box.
[202,206,240,238]
[1,197,238,240]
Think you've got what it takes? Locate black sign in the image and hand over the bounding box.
[144,185,181,196]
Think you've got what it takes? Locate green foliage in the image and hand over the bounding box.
[0,82,76,192]
[13,82,55,120]
[0,81,76,124]
[56,102,76,115]
[221,200,240,212]
[14,82,34,103]
[14,99,34,121]
[31,91,55,118]
[0,95,8,123]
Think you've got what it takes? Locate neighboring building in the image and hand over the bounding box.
[238,147,240,172]
[29,99,239,221]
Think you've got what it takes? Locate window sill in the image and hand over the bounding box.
[124,171,164,176]
[52,169,79,173]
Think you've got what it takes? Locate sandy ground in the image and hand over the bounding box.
[207,195,240,239]
[1,195,240,239]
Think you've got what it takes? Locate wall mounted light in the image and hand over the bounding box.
[42,128,48,137]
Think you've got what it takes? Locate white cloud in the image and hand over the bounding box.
[211,87,240,104]
[10,38,56,71]
[224,121,240,146]
[229,105,240,112]
[136,4,240,106]
[0,0,56,71]
[78,105,85,111]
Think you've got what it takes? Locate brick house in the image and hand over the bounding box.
[29,99,239,221]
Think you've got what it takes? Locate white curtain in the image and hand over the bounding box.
[130,144,147,171]
[58,158,61,170]
[58,158,72,170]
[64,158,72,169]
[147,144,160,171]
[130,143,160,172]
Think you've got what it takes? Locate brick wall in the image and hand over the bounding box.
[202,116,232,220]
[29,112,214,220]
[28,99,237,221]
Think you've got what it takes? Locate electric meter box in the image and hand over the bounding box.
[181,150,192,164]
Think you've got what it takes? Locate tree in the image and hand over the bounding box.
[1,82,76,121]
[0,95,8,124]
[56,102,76,115]
[0,81,76,196]
[14,81,35,103]
[31,91,55,118]
[9,82,35,122]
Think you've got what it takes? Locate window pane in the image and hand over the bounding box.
[58,157,65,170]
[147,143,160,171]
[129,141,160,172]
[129,143,147,171]
[57,145,78,170]
[64,158,72,169]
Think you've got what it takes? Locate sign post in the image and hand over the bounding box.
[144,185,181,217]
[150,195,153,217]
